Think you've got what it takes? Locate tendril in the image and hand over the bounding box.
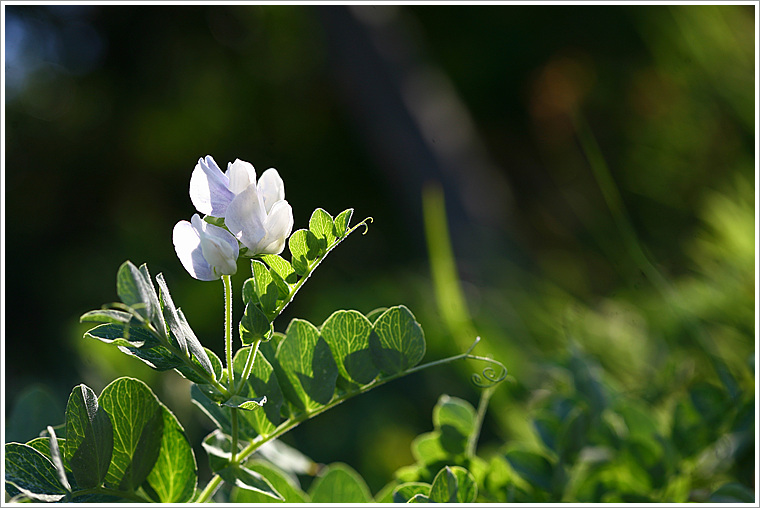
[357,217,373,235]
[466,354,508,388]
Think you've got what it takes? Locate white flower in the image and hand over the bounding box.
[226,168,294,256]
[190,156,255,217]
[189,155,294,256]
[173,214,239,280]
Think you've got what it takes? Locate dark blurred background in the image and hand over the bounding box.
[4,4,755,496]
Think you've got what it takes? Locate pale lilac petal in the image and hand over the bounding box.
[173,219,215,281]
[192,215,239,277]
[257,168,285,214]
[226,159,257,195]
[190,155,235,216]
[225,185,267,251]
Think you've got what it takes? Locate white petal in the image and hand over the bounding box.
[226,159,257,195]
[225,185,267,251]
[190,155,235,217]
[193,215,239,277]
[257,168,285,214]
[256,200,294,255]
[173,219,215,281]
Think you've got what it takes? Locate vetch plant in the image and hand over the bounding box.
[4,155,506,503]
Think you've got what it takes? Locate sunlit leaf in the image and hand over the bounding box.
[4,443,68,502]
[392,482,431,503]
[320,310,378,386]
[334,208,354,238]
[275,319,338,412]
[307,463,373,503]
[370,305,426,375]
[144,406,197,503]
[98,377,164,490]
[231,461,309,503]
[64,384,113,489]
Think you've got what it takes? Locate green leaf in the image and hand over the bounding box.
[177,347,223,385]
[504,449,554,491]
[450,466,477,502]
[219,465,284,501]
[25,437,67,470]
[275,319,338,412]
[307,463,373,503]
[251,260,280,316]
[84,322,158,348]
[117,343,183,371]
[98,377,164,490]
[46,427,71,492]
[320,310,378,386]
[4,442,68,502]
[309,208,337,251]
[365,306,388,324]
[144,405,197,502]
[117,261,156,321]
[427,465,477,503]
[288,229,321,275]
[138,263,166,334]
[64,384,113,489]
[201,430,241,472]
[80,308,137,325]
[232,461,309,503]
[234,348,284,437]
[411,432,447,466]
[429,466,458,503]
[334,208,354,238]
[221,395,267,411]
[408,493,431,502]
[434,395,476,455]
[156,272,189,356]
[370,305,426,375]
[191,384,232,434]
[156,274,215,378]
[261,254,298,286]
[241,301,272,345]
[202,431,283,500]
[557,406,591,464]
[392,482,431,503]
[709,482,756,503]
[177,307,216,379]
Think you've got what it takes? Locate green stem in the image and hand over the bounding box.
[466,386,494,458]
[223,275,234,390]
[195,475,223,503]
[234,339,261,395]
[230,408,239,464]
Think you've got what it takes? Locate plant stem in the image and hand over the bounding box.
[466,386,494,458]
[195,475,223,503]
[230,408,239,464]
[234,339,261,395]
[223,275,234,390]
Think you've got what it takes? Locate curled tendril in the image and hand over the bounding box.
[461,337,507,389]
[358,217,373,235]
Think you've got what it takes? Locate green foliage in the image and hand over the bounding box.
[80,262,220,389]
[5,377,196,503]
[7,205,510,504]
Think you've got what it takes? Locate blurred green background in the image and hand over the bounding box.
[4,4,755,501]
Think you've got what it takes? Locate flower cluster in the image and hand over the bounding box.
[173,156,294,281]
